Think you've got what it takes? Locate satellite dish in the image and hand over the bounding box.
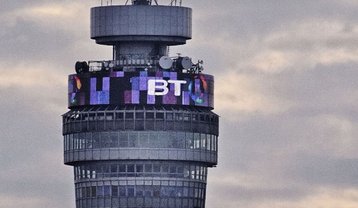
[177,56,193,70]
[159,56,173,69]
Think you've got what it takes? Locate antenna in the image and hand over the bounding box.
[132,0,152,5]
[169,0,182,6]
[100,0,114,6]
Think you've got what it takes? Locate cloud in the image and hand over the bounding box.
[0,195,46,208]
[175,0,358,77]
[1,1,358,208]
[215,72,294,117]
[251,19,358,72]
[264,189,358,208]
[0,1,110,68]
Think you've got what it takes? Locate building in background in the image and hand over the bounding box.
[62,0,219,207]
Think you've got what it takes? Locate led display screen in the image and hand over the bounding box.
[68,71,214,109]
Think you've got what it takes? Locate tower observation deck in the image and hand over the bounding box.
[62,1,219,207]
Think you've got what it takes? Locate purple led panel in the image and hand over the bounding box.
[68,71,214,109]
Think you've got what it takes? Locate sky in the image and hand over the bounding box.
[0,0,358,207]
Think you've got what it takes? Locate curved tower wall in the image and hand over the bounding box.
[63,2,218,208]
[91,6,192,60]
[91,6,192,44]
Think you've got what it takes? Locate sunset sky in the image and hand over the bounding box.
[1,0,358,207]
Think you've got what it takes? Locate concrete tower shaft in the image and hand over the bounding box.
[63,2,218,208]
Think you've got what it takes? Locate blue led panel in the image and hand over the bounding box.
[68,72,214,109]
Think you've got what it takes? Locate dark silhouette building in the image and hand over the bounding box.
[62,1,219,207]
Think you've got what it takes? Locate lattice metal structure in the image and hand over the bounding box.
[63,1,219,207]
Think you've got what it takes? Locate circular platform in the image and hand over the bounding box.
[91,5,192,45]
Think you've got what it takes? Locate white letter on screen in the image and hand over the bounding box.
[148,80,169,96]
[168,80,187,96]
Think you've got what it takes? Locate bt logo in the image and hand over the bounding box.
[148,80,187,96]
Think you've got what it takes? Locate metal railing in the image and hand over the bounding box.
[98,0,183,6]
[86,59,204,74]
[88,56,160,72]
